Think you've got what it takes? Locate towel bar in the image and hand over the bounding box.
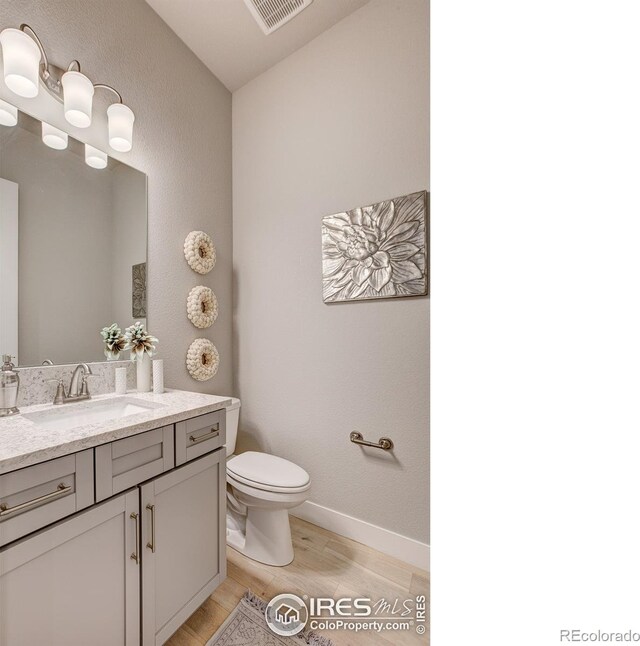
[350,432,394,451]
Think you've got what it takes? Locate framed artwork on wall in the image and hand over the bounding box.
[322,190,429,303]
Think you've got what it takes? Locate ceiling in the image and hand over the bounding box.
[145,0,371,92]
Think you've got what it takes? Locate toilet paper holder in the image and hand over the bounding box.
[350,432,394,451]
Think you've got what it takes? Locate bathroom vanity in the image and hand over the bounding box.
[0,389,230,646]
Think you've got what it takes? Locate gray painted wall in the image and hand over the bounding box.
[232,0,429,542]
[0,0,232,393]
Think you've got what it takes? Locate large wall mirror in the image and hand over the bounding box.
[0,101,147,367]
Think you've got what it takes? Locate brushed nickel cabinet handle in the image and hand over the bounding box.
[0,482,71,519]
[130,512,139,564]
[146,503,156,553]
[189,426,219,445]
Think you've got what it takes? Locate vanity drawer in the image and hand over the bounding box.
[175,410,226,465]
[95,426,174,502]
[0,450,94,548]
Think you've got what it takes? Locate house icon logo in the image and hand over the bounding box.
[275,603,300,626]
[265,593,308,636]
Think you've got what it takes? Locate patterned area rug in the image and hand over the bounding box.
[205,591,334,646]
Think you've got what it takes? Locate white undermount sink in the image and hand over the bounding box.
[23,397,165,431]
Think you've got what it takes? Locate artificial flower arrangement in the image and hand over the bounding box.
[124,322,159,360]
[100,324,128,360]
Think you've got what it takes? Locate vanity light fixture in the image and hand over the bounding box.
[60,70,94,128]
[106,102,135,152]
[85,144,108,169]
[0,24,135,150]
[41,121,68,150]
[0,98,18,126]
[0,27,40,98]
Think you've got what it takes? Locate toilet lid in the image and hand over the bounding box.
[227,452,310,489]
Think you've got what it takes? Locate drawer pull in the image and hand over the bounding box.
[130,512,139,564]
[146,503,156,553]
[189,426,219,445]
[0,482,71,519]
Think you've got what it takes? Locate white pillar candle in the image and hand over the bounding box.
[152,359,164,394]
[115,367,127,395]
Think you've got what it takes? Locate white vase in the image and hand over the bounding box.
[136,353,151,392]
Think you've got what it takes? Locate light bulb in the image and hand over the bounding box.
[0,98,17,126]
[61,71,94,128]
[85,144,107,169]
[107,103,135,152]
[41,121,68,149]
[0,28,41,98]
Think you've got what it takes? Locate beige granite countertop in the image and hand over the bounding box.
[0,389,232,475]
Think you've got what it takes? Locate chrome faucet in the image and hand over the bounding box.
[48,363,95,405]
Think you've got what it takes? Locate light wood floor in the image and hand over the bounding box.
[166,516,430,646]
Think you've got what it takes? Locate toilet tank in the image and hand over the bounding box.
[224,397,241,456]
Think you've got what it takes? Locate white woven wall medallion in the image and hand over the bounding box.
[186,338,219,381]
[187,286,218,329]
[184,231,216,275]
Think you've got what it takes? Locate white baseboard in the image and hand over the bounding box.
[290,501,430,572]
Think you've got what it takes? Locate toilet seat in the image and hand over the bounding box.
[227,473,311,504]
[227,451,310,494]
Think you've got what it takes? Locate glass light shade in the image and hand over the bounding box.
[107,103,135,152]
[41,121,68,150]
[85,144,107,169]
[61,71,94,128]
[0,98,17,126]
[0,28,41,98]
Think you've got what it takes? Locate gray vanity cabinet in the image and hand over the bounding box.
[0,407,227,645]
[0,489,140,646]
[140,450,227,646]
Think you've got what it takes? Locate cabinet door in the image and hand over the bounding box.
[141,450,226,646]
[0,489,140,646]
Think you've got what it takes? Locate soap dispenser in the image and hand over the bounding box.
[0,355,19,417]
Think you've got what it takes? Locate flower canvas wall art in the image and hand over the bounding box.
[322,190,428,303]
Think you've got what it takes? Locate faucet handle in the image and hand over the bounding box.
[80,374,96,397]
[46,379,67,405]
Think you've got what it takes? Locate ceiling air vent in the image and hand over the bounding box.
[243,0,314,35]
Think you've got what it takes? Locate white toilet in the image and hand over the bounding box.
[224,398,310,566]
